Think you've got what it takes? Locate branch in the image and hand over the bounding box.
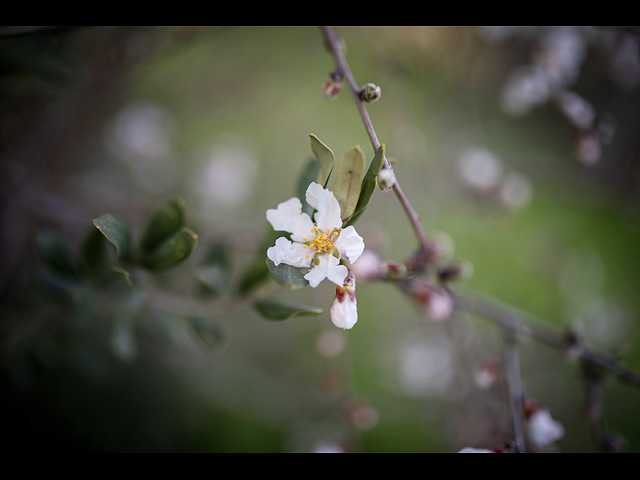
[457,288,640,389]
[320,26,432,269]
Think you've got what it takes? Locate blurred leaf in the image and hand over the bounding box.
[236,227,283,296]
[141,227,198,272]
[195,265,228,295]
[196,241,232,297]
[35,270,84,305]
[36,232,76,276]
[93,214,132,262]
[334,146,366,222]
[139,197,186,256]
[253,299,323,321]
[204,240,232,274]
[348,144,385,225]
[190,317,226,351]
[266,258,308,289]
[310,133,335,187]
[80,226,107,272]
[298,157,321,217]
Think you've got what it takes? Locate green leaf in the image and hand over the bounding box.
[36,232,77,276]
[139,197,186,256]
[297,157,321,217]
[93,214,132,262]
[141,227,198,272]
[253,299,323,321]
[80,226,108,272]
[266,258,308,289]
[195,264,228,295]
[333,146,366,222]
[236,226,283,296]
[310,134,335,187]
[190,317,226,351]
[348,143,386,225]
[195,241,232,296]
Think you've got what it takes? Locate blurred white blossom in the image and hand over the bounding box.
[557,90,596,130]
[105,101,178,194]
[498,172,534,210]
[316,331,346,358]
[194,134,259,210]
[525,408,565,448]
[500,66,551,117]
[458,148,504,191]
[458,447,494,453]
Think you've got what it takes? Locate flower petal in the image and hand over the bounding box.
[331,290,358,329]
[303,254,347,288]
[330,272,358,330]
[305,182,342,233]
[333,225,365,263]
[266,197,315,242]
[267,237,312,268]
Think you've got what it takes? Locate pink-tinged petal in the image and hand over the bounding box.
[266,197,315,242]
[330,272,358,329]
[303,254,348,288]
[305,182,342,233]
[333,225,365,263]
[267,237,312,268]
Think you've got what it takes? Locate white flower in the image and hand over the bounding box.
[331,271,358,329]
[526,408,565,448]
[458,447,494,453]
[266,182,365,288]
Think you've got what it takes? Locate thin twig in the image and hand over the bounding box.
[457,288,640,388]
[319,26,640,391]
[320,26,431,268]
[503,326,526,453]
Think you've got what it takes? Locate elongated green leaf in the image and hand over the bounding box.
[348,144,386,226]
[190,317,226,351]
[80,226,107,272]
[195,241,232,296]
[141,227,198,272]
[334,146,366,222]
[253,299,323,321]
[236,226,283,296]
[266,258,308,289]
[310,134,335,187]
[139,197,186,256]
[195,264,228,295]
[36,232,76,276]
[93,214,132,261]
[298,157,321,217]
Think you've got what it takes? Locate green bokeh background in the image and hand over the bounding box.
[2,26,640,452]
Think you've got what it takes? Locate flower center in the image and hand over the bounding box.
[305,226,339,254]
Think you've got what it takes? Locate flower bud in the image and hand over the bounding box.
[523,400,565,448]
[322,69,343,100]
[382,261,407,280]
[438,260,474,283]
[330,271,358,330]
[377,168,396,192]
[359,83,381,103]
[473,358,501,389]
[405,277,454,321]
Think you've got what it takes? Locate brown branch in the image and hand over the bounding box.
[457,288,640,389]
[319,26,640,392]
[320,26,431,269]
[503,327,526,453]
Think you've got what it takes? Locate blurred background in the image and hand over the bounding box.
[1,26,640,452]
